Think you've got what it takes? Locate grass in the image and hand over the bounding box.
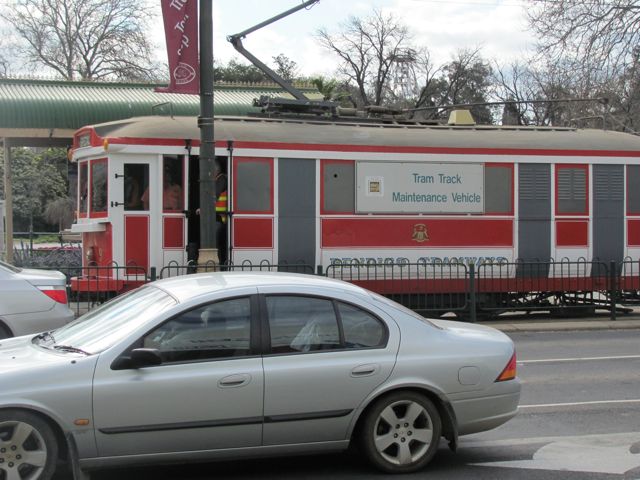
[13,233,63,244]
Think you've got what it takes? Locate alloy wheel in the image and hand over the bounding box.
[0,420,48,480]
[373,399,434,466]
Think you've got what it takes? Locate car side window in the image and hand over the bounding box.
[266,296,340,354]
[338,302,386,348]
[142,297,252,363]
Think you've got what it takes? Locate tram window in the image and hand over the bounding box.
[125,164,149,211]
[79,162,88,215]
[235,159,272,213]
[323,161,355,213]
[91,160,108,214]
[162,156,184,212]
[485,165,513,214]
[557,165,588,215]
[628,165,640,215]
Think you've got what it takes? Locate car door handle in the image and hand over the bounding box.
[351,364,380,377]
[218,373,251,388]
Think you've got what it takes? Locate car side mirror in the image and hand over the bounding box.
[112,348,162,370]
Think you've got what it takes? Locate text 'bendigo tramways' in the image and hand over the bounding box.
[357,162,484,213]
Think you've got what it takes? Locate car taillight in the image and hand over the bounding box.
[38,286,68,304]
[495,351,517,382]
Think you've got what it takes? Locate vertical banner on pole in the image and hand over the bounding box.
[156,0,200,94]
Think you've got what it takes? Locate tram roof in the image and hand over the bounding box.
[84,115,640,154]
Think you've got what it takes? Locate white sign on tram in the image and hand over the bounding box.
[356,161,484,213]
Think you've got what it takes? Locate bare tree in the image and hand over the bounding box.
[44,197,75,231]
[527,0,640,75]
[317,10,412,106]
[493,63,532,125]
[0,54,7,77]
[409,48,443,110]
[418,48,494,123]
[602,49,640,133]
[272,54,299,82]
[0,36,10,77]
[2,0,157,81]
[493,59,616,128]
[525,1,640,132]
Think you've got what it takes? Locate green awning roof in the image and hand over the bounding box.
[0,78,322,144]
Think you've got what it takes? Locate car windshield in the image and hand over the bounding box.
[0,260,21,273]
[34,286,177,354]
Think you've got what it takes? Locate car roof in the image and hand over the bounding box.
[152,271,370,304]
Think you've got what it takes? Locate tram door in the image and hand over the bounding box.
[113,155,187,276]
[185,155,230,266]
[278,158,316,267]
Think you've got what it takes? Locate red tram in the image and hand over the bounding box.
[69,113,640,314]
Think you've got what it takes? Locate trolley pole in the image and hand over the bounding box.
[198,0,217,268]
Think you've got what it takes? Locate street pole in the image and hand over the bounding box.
[198,0,217,267]
[2,138,13,264]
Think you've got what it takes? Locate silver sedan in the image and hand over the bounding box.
[0,272,520,479]
[0,260,74,339]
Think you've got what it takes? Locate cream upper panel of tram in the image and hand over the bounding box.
[76,115,640,159]
[87,115,640,148]
[75,143,640,170]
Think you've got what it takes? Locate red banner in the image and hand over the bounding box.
[157,0,199,94]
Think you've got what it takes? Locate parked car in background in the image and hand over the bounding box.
[0,260,74,339]
[0,272,520,479]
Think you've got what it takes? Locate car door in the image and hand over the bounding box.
[259,287,400,446]
[92,294,264,457]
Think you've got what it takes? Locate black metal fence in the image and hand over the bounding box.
[45,263,147,317]
[157,260,315,280]
[44,258,640,320]
[325,261,469,317]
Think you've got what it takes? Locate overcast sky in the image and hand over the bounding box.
[152,0,535,77]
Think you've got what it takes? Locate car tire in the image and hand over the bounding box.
[0,324,10,340]
[0,410,59,480]
[360,391,441,473]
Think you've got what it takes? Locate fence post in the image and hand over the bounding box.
[469,264,477,323]
[316,265,323,276]
[609,260,617,321]
[150,267,157,283]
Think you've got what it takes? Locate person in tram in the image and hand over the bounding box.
[162,173,183,211]
[194,160,228,266]
[140,171,183,211]
[124,176,142,210]
[214,161,228,267]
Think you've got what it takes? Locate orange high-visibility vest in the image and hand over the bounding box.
[216,191,228,223]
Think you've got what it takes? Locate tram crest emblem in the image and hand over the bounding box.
[411,224,429,243]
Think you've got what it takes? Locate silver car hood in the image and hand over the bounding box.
[0,335,87,374]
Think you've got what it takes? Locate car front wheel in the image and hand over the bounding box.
[0,410,58,480]
[360,391,442,473]
[0,324,10,340]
